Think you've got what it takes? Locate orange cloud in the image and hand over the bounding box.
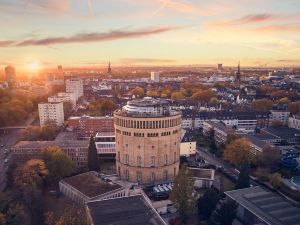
[253,25,300,33]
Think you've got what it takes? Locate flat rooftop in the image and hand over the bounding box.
[62,172,121,198]
[87,195,166,225]
[189,168,214,180]
[225,186,300,225]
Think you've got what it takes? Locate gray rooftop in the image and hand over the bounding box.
[225,186,300,225]
[87,195,166,225]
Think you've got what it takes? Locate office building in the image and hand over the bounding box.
[38,102,64,126]
[114,98,181,184]
[95,132,116,158]
[150,72,160,83]
[66,78,83,100]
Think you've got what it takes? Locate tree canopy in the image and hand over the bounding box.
[197,189,220,220]
[250,98,273,112]
[223,138,254,168]
[43,146,74,181]
[170,164,195,220]
[88,137,99,171]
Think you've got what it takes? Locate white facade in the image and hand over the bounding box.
[150,72,160,82]
[38,102,64,126]
[180,141,196,156]
[48,92,77,109]
[289,115,300,130]
[66,78,83,100]
[269,110,290,125]
[95,132,116,155]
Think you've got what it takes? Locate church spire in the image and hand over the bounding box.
[235,61,241,84]
[107,61,112,79]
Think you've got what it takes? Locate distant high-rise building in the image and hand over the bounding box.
[38,102,64,126]
[5,65,16,87]
[58,65,63,73]
[107,62,112,79]
[217,64,223,71]
[150,72,160,82]
[235,62,241,84]
[66,78,83,100]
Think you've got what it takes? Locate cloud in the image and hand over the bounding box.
[0,27,178,47]
[0,40,16,47]
[120,58,176,65]
[253,24,300,33]
[208,13,275,27]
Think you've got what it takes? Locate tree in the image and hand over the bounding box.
[261,145,280,167]
[197,189,220,219]
[223,138,253,168]
[45,206,87,225]
[191,89,216,102]
[63,101,73,119]
[288,101,300,115]
[14,159,48,190]
[88,137,99,171]
[170,164,195,221]
[41,125,56,140]
[250,99,273,112]
[43,146,74,181]
[236,166,250,189]
[276,97,290,105]
[171,91,184,101]
[147,90,160,97]
[210,200,237,225]
[130,87,144,98]
[270,173,282,188]
[271,120,282,128]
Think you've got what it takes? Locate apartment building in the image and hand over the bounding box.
[66,78,83,100]
[38,102,64,126]
[48,92,77,109]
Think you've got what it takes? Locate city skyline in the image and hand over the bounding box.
[1,0,300,70]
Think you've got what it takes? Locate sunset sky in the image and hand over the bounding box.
[1,0,300,69]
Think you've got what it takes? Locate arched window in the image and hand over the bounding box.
[137,172,142,183]
[163,170,168,180]
[151,156,155,167]
[151,172,155,183]
[164,154,168,165]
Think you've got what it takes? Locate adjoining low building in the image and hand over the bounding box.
[86,195,167,225]
[94,132,116,159]
[11,132,88,168]
[67,116,114,138]
[189,168,215,189]
[289,115,300,130]
[59,171,127,205]
[203,121,232,144]
[180,129,196,156]
[225,186,300,225]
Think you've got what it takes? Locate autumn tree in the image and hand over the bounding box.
[170,164,195,221]
[276,97,290,105]
[14,159,48,190]
[191,89,216,102]
[147,90,160,97]
[130,87,144,98]
[288,101,300,115]
[223,138,254,168]
[45,206,87,225]
[43,146,74,181]
[171,91,184,101]
[250,98,273,112]
[88,137,99,171]
[270,173,282,188]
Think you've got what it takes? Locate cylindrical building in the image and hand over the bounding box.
[114,98,181,184]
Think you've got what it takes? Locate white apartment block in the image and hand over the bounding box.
[66,78,83,100]
[289,115,300,130]
[48,92,77,109]
[38,102,64,126]
[269,110,290,125]
[150,72,160,82]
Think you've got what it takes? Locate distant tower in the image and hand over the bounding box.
[5,65,16,88]
[107,62,112,79]
[235,62,241,84]
[217,63,223,71]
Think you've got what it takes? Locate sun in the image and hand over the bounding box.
[27,62,40,71]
